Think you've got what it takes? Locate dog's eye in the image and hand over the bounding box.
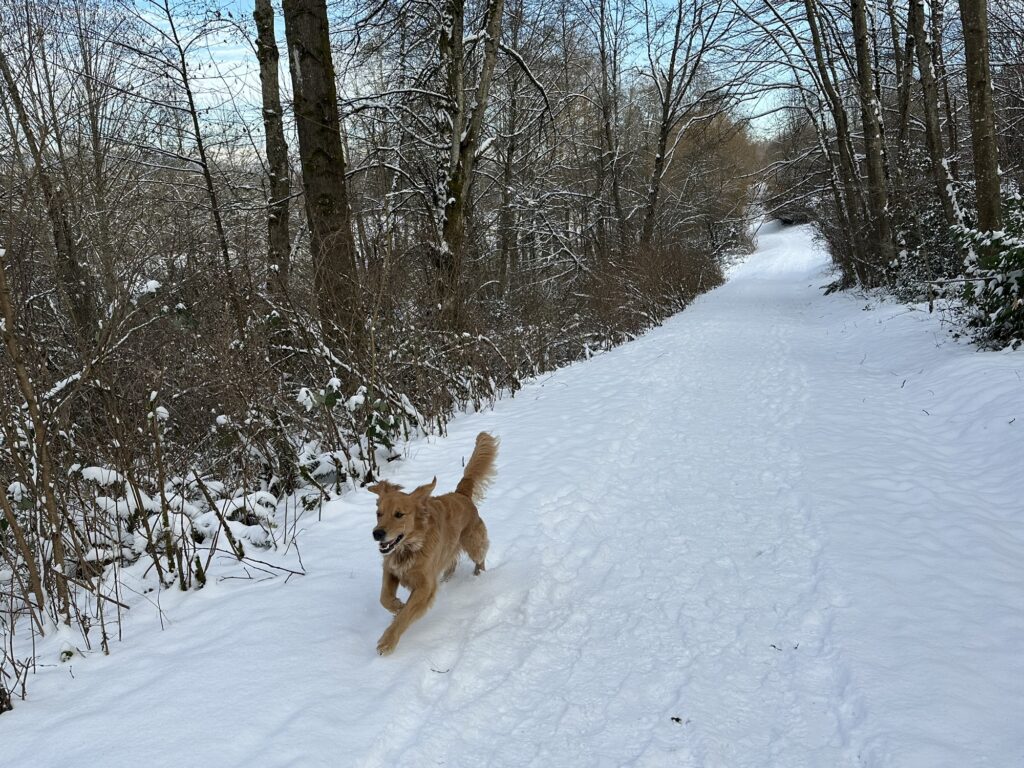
[394,512,404,519]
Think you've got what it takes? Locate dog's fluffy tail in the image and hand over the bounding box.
[455,432,498,504]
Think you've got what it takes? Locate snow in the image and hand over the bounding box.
[346,385,368,412]
[6,480,27,501]
[76,466,126,488]
[5,224,1023,767]
[43,372,82,401]
[296,386,316,411]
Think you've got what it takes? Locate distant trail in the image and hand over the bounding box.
[6,224,1023,768]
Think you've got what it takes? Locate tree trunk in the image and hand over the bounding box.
[930,2,959,179]
[254,0,291,300]
[597,0,628,253]
[282,0,361,338]
[885,0,904,85]
[639,0,687,250]
[912,0,958,225]
[162,6,247,337]
[957,0,1002,232]
[851,0,895,281]
[639,115,671,249]
[498,1,523,296]
[0,48,97,350]
[803,0,869,279]
[893,0,917,173]
[0,251,72,626]
[437,0,506,328]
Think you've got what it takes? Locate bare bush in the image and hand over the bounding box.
[0,0,754,706]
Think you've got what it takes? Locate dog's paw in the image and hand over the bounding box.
[383,599,405,614]
[377,632,398,656]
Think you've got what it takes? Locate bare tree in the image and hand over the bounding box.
[254,0,292,299]
[958,0,1002,233]
[131,0,248,336]
[911,0,959,226]
[637,0,736,249]
[282,0,361,338]
[435,0,506,327]
[851,0,895,278]
[800,0,869,277]
[0,38,98,349]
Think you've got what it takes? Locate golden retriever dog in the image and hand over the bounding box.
[369,432,498,656]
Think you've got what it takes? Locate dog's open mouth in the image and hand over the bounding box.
[378,534,404,555]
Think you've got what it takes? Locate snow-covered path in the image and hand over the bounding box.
[6,225,1023,767]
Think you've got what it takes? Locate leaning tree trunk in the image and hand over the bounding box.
[803,0,869,280]
[851,0,895,283]
[957,0,1002,233]
[912,0,958,226]
[0,48,97,351]
[254,0,291,300]
[282,0,361,340]
[161,6,247,336]
[437,0,506,329]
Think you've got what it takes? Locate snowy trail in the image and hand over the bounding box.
[6,225,1023,767]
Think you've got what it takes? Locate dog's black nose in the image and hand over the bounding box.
[373,528,386,541]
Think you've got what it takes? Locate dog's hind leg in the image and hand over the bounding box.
[461,517,489,575]
[441,556,458,582]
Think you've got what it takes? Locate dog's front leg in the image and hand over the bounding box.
[379,570,404,614]
[377,582,436,656]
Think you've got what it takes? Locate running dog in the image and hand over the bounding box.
[369,432,498,655]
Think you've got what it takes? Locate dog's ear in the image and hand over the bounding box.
[410,477,436,501]
[368,480,402,496]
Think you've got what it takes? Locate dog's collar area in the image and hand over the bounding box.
[378,534,404,555]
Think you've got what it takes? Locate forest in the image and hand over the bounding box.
[1,0,1021,707]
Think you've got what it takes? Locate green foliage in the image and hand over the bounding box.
[960,194,1024,348]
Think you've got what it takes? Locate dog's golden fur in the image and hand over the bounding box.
[369,432,498,655]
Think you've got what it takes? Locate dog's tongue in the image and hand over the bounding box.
[379,535,402,554]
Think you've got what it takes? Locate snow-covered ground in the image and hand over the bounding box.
[5,224,1023,767]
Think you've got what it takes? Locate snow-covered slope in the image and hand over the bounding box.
[5,224,1022,767]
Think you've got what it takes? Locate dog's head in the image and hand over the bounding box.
[368,478,436,555]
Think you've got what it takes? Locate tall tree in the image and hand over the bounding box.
[957,0,1002,232]
[254,0,291,300]
[143,0,247,336]
[800,0,869,279]
[851,0,895,278]
[0,45,98,349]
[282,0,361,338]
[594,0,629,253]
[912,0,958,225]
[435,0,506,328]
[638,0,732,249]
